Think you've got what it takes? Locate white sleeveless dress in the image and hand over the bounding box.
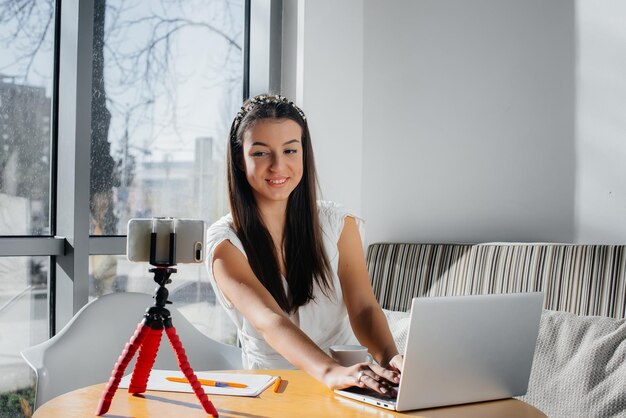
[205,200,361,369]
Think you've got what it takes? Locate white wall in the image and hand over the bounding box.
[287,0,626,246]
[362,0,576,245]
[575,1,626,243]
[282,0,364,215]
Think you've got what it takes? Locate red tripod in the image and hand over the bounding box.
[96,267,219,416]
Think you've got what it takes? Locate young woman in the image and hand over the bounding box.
[205,94,402,394]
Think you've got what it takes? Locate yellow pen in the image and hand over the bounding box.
[166,376,248,388]
[272,376,282,393]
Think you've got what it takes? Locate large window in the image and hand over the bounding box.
[0,1,56,415]
[87,0,244,344]
[0,0,285,415]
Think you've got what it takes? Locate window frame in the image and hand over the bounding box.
[0,0,281,337]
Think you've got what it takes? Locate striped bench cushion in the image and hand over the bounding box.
[366,243,626,319]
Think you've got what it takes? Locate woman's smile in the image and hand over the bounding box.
[267,177,289,186]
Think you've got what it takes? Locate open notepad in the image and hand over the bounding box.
[119,370,277,397]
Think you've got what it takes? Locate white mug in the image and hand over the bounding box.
[329,345,373,367]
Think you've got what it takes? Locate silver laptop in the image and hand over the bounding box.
[335,292,544,411]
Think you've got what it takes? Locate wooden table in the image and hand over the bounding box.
[33,369,546,418]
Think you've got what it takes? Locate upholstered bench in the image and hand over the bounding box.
[366,243,626,418]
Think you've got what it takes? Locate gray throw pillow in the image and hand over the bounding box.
[382,308,410,354]
[518,310,626,418]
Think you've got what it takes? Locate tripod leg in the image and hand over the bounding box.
[96,321,149,416]
[128,326,163,394]
[165,326,219,417]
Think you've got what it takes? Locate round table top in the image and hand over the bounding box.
[33,369,547,418]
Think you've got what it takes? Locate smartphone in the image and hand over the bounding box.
[127,218,205,264]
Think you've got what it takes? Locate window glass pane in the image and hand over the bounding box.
[90,0,244,235]
[0,256,48,416]
[89,255,236,345]
[0,3,55,236]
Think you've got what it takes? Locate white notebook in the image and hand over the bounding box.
[118,369,277,397]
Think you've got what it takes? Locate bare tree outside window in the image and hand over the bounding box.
[93,0,243,235]
[1,0,243,236]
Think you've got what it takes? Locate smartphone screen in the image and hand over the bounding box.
[127,218,205,264]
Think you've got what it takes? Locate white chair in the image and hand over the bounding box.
[21,291,242,410]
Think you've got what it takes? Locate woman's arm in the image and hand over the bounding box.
[337,216,403,370]
[211,240,398,392]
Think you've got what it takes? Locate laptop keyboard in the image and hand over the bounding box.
[344,386,398,401]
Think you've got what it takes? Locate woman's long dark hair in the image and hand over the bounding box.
[227,95,332,314]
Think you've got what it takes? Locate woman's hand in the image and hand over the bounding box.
[323,362,400,395]
[386,354,404,373]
